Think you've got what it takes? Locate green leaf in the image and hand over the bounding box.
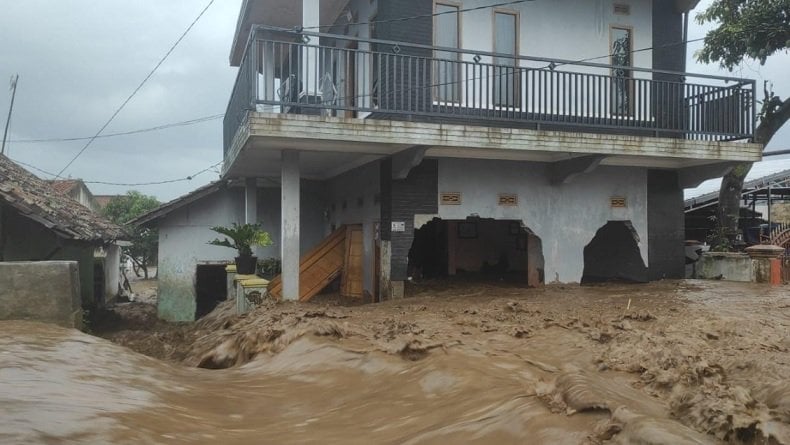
[208,223,273,256]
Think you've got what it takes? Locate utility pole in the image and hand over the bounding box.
[2,75,19,156]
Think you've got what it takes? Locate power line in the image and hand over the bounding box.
[83,161,223,186]
[13,156,223,187]
[305,0,535,31]
[11,114,223,144]
[12,159,58,178]
[55,0,216,179]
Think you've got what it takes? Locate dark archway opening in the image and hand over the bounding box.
[408,218,544,286]
[195,264,227,318]
[582,221,648,284]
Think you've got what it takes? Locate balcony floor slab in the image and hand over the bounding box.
[223,112,763,179]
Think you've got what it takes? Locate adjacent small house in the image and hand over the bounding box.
[0,155,127,307]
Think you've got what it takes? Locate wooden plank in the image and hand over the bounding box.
[341,225,364,298]
[268,226,347,301]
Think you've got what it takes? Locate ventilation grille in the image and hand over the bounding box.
[613,3,631,15]
[498,193,518,206]
[440,192,462,205]
[610,197,628,208]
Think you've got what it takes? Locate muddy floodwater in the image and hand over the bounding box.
[2,280,789,444]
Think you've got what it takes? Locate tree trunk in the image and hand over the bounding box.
[717,162,753,247]
[142,258,149,280]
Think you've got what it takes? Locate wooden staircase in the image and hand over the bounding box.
[268,225,363,302]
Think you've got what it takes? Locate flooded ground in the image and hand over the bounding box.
[2,280,789,444]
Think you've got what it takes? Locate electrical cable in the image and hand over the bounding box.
[12,114,223,144]
[54,0,216,178]
[12,157,222,187]
[82,161,222,186]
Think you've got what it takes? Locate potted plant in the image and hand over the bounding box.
[208,223,273,275]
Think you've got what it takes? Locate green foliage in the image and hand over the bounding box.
[696,0,790,69]
[208,223,273,257]
[707,225,735,252]
[103,191,161,225]
[102,191,161,278]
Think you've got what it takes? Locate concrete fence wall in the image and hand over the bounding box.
[694,252,774,283]
[0,261,83,329]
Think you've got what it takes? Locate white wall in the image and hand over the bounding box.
[436,158,648,283]
[157,188,244,321]
[327,161,380,228]
[449,0,654,114]
[457,0,652,67]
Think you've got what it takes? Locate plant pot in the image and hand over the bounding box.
[235,255,258,275]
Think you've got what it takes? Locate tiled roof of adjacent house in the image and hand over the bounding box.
[47,179,81,195]
[0,155,126,242]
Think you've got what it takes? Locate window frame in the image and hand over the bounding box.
[609,24,635,117]
[491,8,521,109]
[433,0,463,105]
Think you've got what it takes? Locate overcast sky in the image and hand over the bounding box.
[0,0,788,203]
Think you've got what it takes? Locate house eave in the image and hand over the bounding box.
[130,181,229,227]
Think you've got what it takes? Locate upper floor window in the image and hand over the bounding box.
[611,26,633,116]
[493,10,519,108]
[434,2,461,103]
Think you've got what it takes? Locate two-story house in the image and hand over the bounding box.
[137,0,761,321]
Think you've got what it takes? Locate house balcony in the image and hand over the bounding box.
[222,27,760,179]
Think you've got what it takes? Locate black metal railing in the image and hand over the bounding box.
[224,27,756,155]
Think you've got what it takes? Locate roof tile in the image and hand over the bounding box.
[0,155,126,242]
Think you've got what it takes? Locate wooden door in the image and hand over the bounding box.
[341,225,364,298]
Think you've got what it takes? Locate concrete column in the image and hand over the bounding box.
[245,178,258,225]
[104,244,121,301]
[281,150,301,300]
[302,0,320,96]
[378,240,391,301]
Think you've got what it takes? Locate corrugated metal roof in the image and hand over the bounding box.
[684,168,790,210]
[0,155,126,242]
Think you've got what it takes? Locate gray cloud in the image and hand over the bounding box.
[0,0,242,201]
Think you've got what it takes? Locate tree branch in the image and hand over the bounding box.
[756,97,790,145]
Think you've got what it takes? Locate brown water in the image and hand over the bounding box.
[2,281,789,444]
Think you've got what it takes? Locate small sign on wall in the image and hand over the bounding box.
[392,221,406,232]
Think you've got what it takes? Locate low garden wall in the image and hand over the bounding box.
[0,261,83,328]
[694,251,776,283]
